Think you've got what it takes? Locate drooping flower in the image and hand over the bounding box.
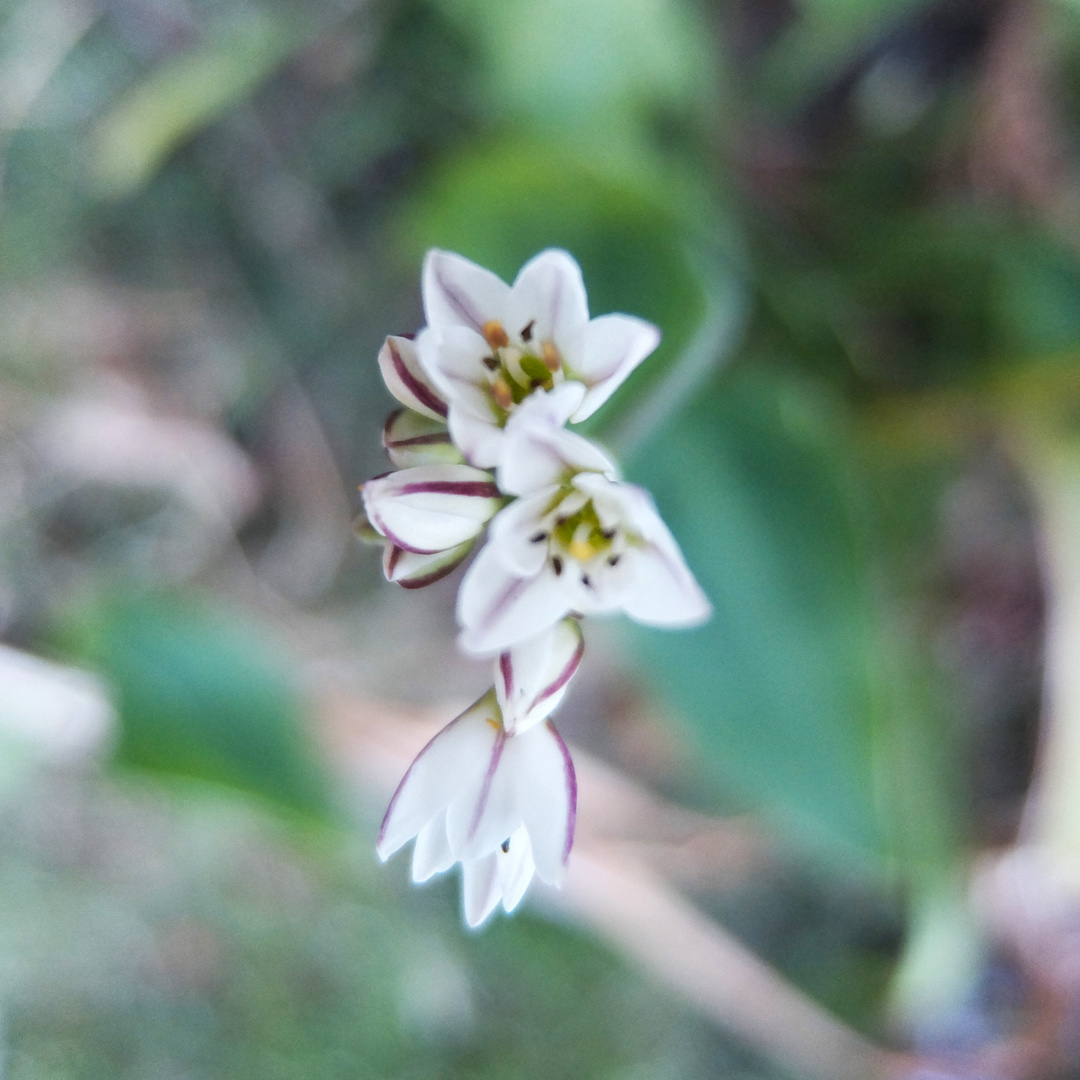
[456,389,711,655]
[377,619,582,926]
[361,462,504,589]
[416,249,661,469]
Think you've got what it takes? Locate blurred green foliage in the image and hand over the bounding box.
[60,594,331,818]
[6,0,1080,1067]
[627,369,881,855]
[0,778,756,1080]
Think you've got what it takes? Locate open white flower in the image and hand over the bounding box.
[377,619,582,926]
[457,390,711,655]
[416,248,661,468]
[361,463,503,589]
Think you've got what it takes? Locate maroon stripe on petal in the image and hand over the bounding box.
[434,264,486,332]
[389,432,454,448]
[396,480,500,498]
[382,409,404,445]
[377,709,468,851]
[382,410,454,450]
[388,339,448,418]
[467,726,506,842]
[547,720,577,864]
[385,545,402,578]
[529,630,584,713]
[498,652,513,699]
[397,550,470,589]
[479,576,531,635]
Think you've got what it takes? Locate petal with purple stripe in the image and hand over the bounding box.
[363,463,502,554]
[383,409,461,469]
[456,540,577,656]
[504,720,577,885]
[382,538,474,589]
[378,335,448,421]
[376,691,499,861]
[422,249,511,334]
[494,618,584,734]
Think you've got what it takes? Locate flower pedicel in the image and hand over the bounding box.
[361,249,710,925]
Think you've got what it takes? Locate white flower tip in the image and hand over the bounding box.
[463,908,494,930]
[664,589,713,628]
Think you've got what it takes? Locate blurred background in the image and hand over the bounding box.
[4,0,1080,1076]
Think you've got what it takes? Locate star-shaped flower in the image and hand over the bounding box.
[376,619,582,926]
[456,388,711,655]
[416,249,661,469]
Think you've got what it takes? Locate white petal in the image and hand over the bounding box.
[497,826,536,912]
[495,628,553,730]
[495,618,584,734]
[383,409,461,468]
[570,314,661,422]
[461,852,502,927]
[498,386,615,496]
[447,401,506,471]
[363,464,501,554]
[417,324,492,402]
[446,722,519,863]
[456,541,576,656]
[618,541,712,627]
[377,336,448,421]
[412,809,455,882]
[506,250,589,357]
[505,721,576,885]
[570,476,711,626]
[376,692,499,860]
[422,249,512,334]
[382,540,474,590]
[485,490,558,577]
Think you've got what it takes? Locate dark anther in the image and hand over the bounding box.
[482,356,499,370]
[530,379,544,389]
[400,331,417,341]
[552,556,563,576]
[530,531,548,543]
[501,839,510,853]
[608,554,621,566]
[521,319,535,341]
[581,573,591,587]
[602,528,616,540]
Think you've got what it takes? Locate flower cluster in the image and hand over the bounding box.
[360,249,710,925]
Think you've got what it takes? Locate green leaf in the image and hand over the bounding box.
[60,593,330,818]
[625,368,882,855]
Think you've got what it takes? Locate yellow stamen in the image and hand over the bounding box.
[541,341,561,372]
[486,717,501,731]
[492,377,514,410]
[483,320,509,350]
[568,539,597,562]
